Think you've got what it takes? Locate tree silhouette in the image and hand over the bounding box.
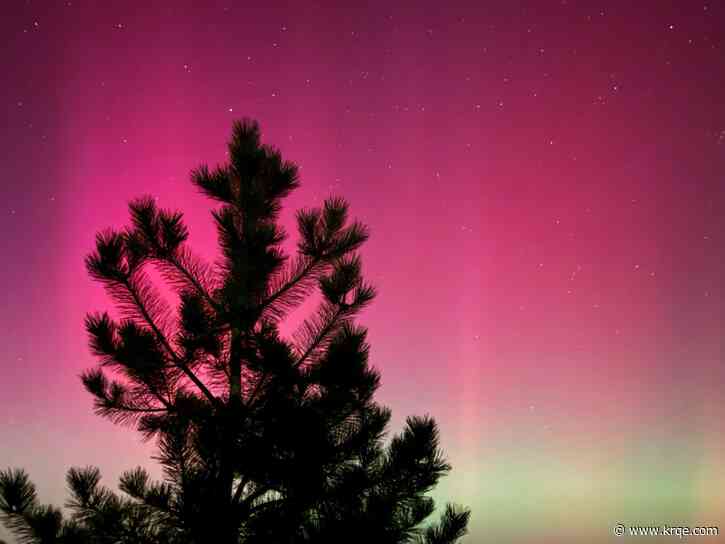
[0,120,470,544]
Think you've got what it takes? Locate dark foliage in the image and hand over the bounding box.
[1,120,470,544]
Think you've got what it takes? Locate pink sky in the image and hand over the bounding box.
[2,2,725,541]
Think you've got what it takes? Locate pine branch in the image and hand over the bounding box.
[293,304,346,369]
[157,246,221,317]
[292,280,375,370]
[258,255,327,321]
[120,275,219,409]
[416,504,471,544]
[0,468,40,544]
[240,485,276,514]
[65,467,146,542]
[231,476,247,507]
[126,196,221,317]
[81,370,173,432]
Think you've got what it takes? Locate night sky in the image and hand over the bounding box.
[2,1,725,542]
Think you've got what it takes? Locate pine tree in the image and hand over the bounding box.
[0,120,470,544]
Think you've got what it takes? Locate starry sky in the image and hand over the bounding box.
[1,1,725,542]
